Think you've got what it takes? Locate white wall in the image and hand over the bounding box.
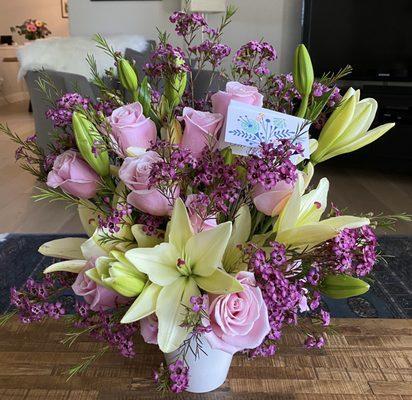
[0,0,69,39]
[68,0,303,73]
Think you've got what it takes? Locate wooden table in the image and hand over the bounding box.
[0,318,411,399]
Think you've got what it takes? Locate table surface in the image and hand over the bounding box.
[0,318,411,400]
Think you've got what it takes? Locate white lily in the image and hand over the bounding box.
[274,176,369,249]
[311,88,395,164]
[40,236,107,274]
[40,223,156,277]
[122,198,243,353]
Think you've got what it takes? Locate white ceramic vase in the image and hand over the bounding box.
[164,336,233,393]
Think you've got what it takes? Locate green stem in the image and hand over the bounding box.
[132,90,139,102]
[296,94,309,118]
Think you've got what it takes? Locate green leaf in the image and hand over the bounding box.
[306,88,334,121]
[138,76,152,117]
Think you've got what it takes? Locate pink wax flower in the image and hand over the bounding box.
[119,151,177,216]
[205,271,270,355]
[46,150,99,199]
[108,102,157,156]
[178,107,223,157]
[252,180,295,217]
[211,81,264,119]
[140,314,158,345]
[72,260,128,311]
[185,194,217,233]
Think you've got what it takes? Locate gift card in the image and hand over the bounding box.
[221,100,310,161]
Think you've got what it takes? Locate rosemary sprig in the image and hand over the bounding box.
[368,212,412,231]
[32,187,101,214]
[61,325,97,348]
[0,310,18,327]
[66,345,109,381]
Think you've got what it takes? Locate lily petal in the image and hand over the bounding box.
[318,216,370,230]
[121,282,162,323]
[315,95,356,160]
[276,175,303,233]
[168,198,193,252]
[156,277,200,353]
[126,243,181,286]
[227,205,251,248]
[38,238,86,260]
[195,268,243,294]
[298,178,329,226]
[43,259,87,274]
[131,224,163,248]
[276,224,338,248]
[320,123,395,161]
[185,221,232,277]
[80,237,108,260]
[78,202,99,237]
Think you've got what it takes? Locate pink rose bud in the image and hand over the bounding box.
[252,180,295,217]
[118,151,178,216]
[211,81,264,120]
[46,150,100,199]
[72,260,128,311]
[108,102,157,156]
[178,107,223,157]
[205,271,270,355]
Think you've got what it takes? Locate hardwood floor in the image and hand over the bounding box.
[0,101,411,235]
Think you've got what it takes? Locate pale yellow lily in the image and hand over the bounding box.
[274,176,369,249]
[122,198,243,353]
[40,224,155,286]
[40,236,107,275]
[311,88,395,164]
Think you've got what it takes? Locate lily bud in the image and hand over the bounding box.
[311,88,395,164]
[86,250,147,298]
[293,44,314,118]
[168,119,183,144]
[117,58,139,99]
[72,111,110,177]
[320,274,370,299]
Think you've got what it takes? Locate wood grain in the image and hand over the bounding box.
[0,318,411,399]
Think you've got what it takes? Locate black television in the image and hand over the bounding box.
[303,0,412,81]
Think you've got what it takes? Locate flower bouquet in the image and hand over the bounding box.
[1,4,410,394]
[10,19,51,41]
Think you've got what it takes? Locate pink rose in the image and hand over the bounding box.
[108,102,157,156]
[72,260,127,311]
[118,151,178,216]
[252,180,295,217]
[46,150,99,199]
[178,107,223,157]
[185,194,217,233]
[205,271,270,355]
[140,314,158,345]
[211,81,264,119]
